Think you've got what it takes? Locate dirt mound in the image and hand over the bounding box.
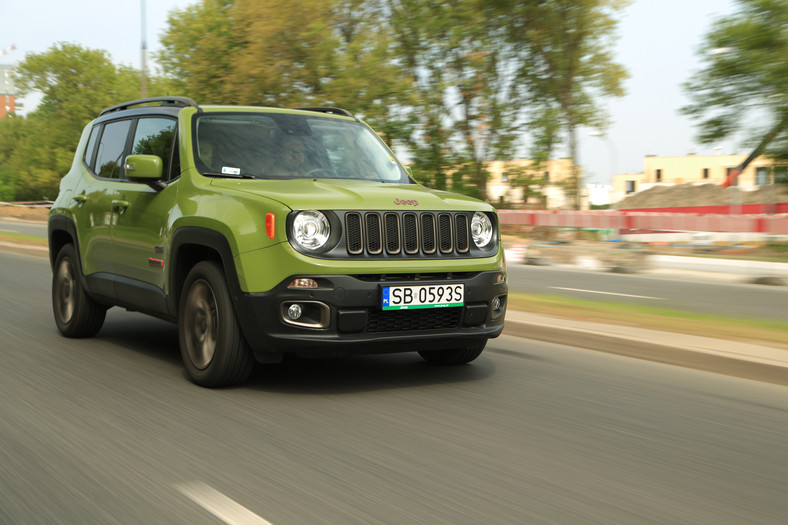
[618,183,788,209]
[0,205,50,221]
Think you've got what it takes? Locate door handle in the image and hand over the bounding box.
[111,200,129,214]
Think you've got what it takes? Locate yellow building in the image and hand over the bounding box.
[485,158,584,209]
[613,154,788,203]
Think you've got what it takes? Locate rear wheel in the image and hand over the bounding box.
[419,341,486,365]
[178,261,255,387]
[52,244,106,337]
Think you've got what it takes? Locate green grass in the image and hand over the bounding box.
[509,292,788,350]
[0,231,47,246]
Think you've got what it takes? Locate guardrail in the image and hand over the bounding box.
[0,201,54,208]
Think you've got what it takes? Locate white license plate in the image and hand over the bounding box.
[381,284,464,310]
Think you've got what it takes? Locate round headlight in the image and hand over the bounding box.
[471,212,494,248]
[292,210,330,250]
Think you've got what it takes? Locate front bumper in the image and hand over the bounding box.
[234,271,507,360]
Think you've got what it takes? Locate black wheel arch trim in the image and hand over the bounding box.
[48,215,79,269]
[168,226,243,317]
[47,215,96,295]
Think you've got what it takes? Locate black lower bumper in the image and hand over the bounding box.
[234,271,507,361]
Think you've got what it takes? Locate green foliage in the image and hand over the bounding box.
[0,43,171,200]
[0,180,15,202]
[158,0,418,179]
[387,0,525,200]
[506,163,547,206]
[683,0,788,159]
[2,1,629,204]
[497,0,629,208]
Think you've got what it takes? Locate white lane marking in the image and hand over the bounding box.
[175,482,275,525]
[552,287,662,300]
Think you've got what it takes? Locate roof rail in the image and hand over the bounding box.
[99,96,199,116]
[295,107,355,118]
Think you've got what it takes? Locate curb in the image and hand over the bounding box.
[0,240,49,258]
[502,315,788,387]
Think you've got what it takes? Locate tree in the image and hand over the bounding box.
[13,43,143,129]
[2,43,159,200]
[157,0,249,104]
[502,0,629,208]
[157,0,628,204]
[682,0,788,161]
[387,0,522,200]
[157,0,415,143]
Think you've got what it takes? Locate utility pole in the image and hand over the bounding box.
[140,0,148,98]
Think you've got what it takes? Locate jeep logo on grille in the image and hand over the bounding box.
[394,198,419,206]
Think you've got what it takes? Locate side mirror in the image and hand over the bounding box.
[125,154,166,190]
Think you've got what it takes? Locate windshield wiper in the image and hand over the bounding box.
[202,171,257,179]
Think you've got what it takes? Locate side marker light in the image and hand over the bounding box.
[266,213,276,239]
[288,278,318,289]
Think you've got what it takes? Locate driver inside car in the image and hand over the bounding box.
[276,136,309,176]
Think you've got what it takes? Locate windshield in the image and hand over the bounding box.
[194,112,408,183]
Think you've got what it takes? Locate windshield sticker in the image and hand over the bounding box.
[222,166,241,176]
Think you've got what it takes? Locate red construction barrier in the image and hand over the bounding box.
[620,203,788,214]
[498,209,788,234]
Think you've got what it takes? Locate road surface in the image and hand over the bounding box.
[508,264,788,322]
[0,218,47,237]
[1,251,787,524]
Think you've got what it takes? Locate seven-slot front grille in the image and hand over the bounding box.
[345,212,472,258]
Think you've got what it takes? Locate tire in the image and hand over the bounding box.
[52,244,106,338]
[419,341,486,365]
[178,261,255,387]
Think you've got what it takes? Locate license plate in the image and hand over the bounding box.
[381,284,464,310]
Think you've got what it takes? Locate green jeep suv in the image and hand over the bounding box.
[48,97,508,387]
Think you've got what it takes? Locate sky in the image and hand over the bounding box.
[0,0,740,185]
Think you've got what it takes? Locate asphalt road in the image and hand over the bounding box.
[0,218,47,238]
[508,264,788,322]
[2,250,788,524]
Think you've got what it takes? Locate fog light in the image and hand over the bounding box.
[492,295,506,319]
[287,304,303,320]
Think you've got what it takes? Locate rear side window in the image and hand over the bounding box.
[94,120,132,179]
[83,125,101,169]
[132,118,177,179]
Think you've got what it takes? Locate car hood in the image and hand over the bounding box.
[209,178,492,212]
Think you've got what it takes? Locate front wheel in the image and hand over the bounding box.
[52,244,106,338]
[418,341,486,365]
[178,261,255,387]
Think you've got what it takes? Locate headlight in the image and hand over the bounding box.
[292,210,330,250]
[471,212,494,248]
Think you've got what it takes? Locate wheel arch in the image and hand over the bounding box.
[48,215,79,270]
[168,227,243,317]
